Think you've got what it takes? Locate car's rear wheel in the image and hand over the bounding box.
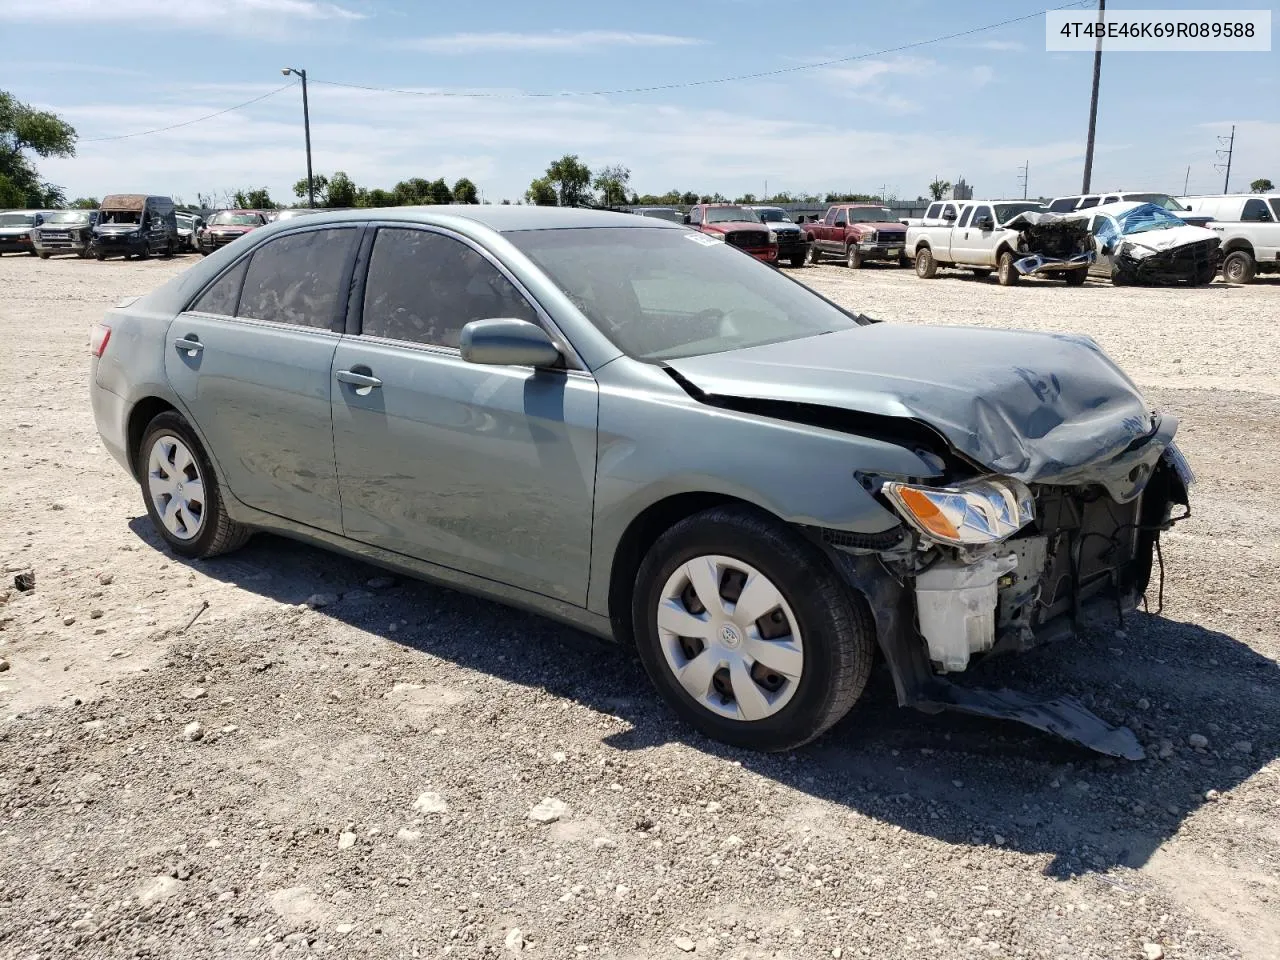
[632,505,875,752]
[1064,268,1088,286]
[95,249,106,261]
[846,245,862,269]
[1221,250,1255,284]
[139,411,251,559]
[997,251,1020,286]
[915,247,937,278]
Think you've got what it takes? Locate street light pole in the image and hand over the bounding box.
[1081,0,1105,193]
[282,67,314,208]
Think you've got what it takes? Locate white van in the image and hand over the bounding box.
[1179,194,1280,283]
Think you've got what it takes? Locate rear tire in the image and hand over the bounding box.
[95,250,106,261]
[1064,269,1088,286]
[915,247,937,279]
[632,505,875,752]
[997,251,1020,286]
[38,251,50,260]
[1221,250,1255,284]
[138,411,251,560]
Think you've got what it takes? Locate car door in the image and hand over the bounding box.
[958,204,997,265]
[164,225,362,533]
[1241,197,1280,262]
[824,208,847,253]
[1087,215,1119,277]
[330,224,599,605]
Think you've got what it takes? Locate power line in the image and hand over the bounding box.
[311,1,1093,100]
[80,83,296,142]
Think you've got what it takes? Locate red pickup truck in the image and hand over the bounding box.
[685,204,777,263]
[803,204,908,268]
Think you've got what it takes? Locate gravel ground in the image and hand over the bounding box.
[1,254,1277,960]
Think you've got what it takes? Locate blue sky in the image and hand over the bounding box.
[1,0,1276,205]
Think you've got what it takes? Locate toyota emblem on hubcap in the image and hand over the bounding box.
[720,623,742,648]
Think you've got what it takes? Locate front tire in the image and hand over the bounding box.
[846,245,862,269]
[915,247,937,278]
[1064,268,1087,286]
[632,506,875,752]
[997,251,1020,286]
[138,412,250,559]
[789,249,806,268]
[1221,250,1255,284]
[38,251,50,260]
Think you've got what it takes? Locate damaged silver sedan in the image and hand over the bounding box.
[90,207,1191,759]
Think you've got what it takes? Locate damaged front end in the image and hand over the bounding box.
[832,441,1192,760]
[1114,236,1220,285]
[1005,211,1095,277]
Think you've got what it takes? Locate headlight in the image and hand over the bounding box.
[767,230,778,242]
[883,476,1035,546]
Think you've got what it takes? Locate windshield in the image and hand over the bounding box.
[705,206,760,224]
[846,207,894,223]
[1116,204,1186,235]
[508,227,857,362]
[0,213,35,227]
[994,202,1046,224]
[754,208,793,224]
[1123,193,1186,211]
[45,211,89,224]
[209,212,263,226]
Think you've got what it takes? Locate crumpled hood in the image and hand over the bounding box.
[665,324,1168,487]
[1121,224,1217,257]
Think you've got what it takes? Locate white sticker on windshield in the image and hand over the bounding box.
[684,232,720,247]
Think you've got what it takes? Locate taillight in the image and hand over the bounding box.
[91,323,112,358]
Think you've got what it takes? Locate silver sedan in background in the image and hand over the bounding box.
[89,207,1191,755]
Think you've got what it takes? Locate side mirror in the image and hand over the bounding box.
[682,214,691,224]
[459,318,562,368]
[976,216,995,231]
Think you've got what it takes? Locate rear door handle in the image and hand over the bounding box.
[173,336,204,355]
[336,369,383,389]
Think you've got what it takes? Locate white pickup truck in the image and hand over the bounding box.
[906,200,1095,286]
[1178,193,1280,284]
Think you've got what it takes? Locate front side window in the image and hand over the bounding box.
[969,206,994,228]
[237,228,358,328]
[1269,199,1280,221]
[1092,216,1120,245]
[192,260,249,316]
[508,226,859,362]
[361,228,538,349]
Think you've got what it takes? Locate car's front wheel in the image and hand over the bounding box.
[632,506,875,752]
[997,251,1020,286]
[138,411,251,559]
[846,245,862,269]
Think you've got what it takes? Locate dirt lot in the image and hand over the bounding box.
[1,254,1277,960]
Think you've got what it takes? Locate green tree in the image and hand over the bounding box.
[525,177,557,206]
[293,173,328,206]
[365,187,396,208]
[1251,178,1274,193]
[927,177,951,201]
[70,196,99,209]
[0,90,77,207]
[679,191,699,206]
[545,154,592,206]
[698,193,727,203]
[592,163,631,207]
[428,178,452,204]
[233,187,275,209]
[736,192,757,204]
[452,177,479,204]
[326,171,360,208]
[391,177,432,205]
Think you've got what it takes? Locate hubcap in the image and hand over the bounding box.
[656,555,803,722]
[146,435,206,541]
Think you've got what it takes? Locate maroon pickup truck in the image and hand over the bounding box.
[685,204,778,263]
[804,204,908,268]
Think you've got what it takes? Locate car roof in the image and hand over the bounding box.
[263,205,683,232]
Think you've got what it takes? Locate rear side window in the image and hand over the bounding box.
[925,203,941,218]
[1077,197,1100,209]
[1242,199,1272,222]
[361,228,538,349]
[191,259,248,316]
[237,228,359,329]
[1047,197,1077,212]
[1270,199,1280,221]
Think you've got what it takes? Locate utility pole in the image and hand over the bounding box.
[1215,125,1235,193]
[281,67,314,208]
[1081,0,1105,193]
[1017,160,1029,199]
[1183,165,1190,195]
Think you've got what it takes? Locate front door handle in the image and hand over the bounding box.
[336,369,383,389]
[173,336,204,355]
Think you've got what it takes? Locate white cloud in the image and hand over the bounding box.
[822,57,936,89]
[400,31,704,54]
[0,0,362,24]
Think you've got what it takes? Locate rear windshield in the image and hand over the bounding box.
[507,227,857,362]
[210,212,264,226]
[0,213,35,227]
